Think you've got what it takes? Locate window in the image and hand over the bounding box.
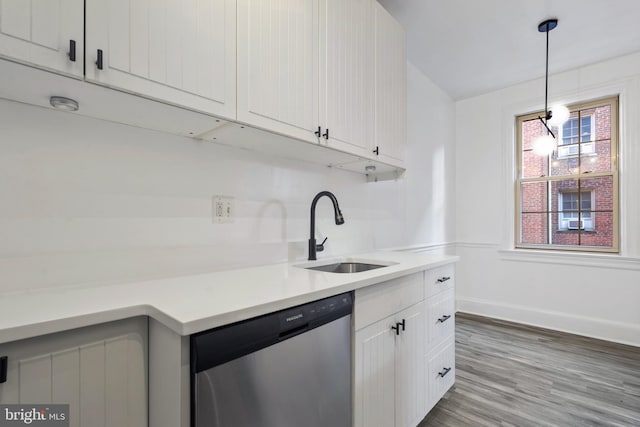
[558,191,593,231]
[560,115,592,145]
[516,96,618,252]
[557,115,595,158]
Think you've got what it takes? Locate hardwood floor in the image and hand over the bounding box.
[419,313,640,427]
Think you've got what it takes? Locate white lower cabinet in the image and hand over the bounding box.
[0,317,148,427]
[354,273,425,427]
[354,263,457,427]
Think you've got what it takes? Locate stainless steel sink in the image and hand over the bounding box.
[305,262,387,273]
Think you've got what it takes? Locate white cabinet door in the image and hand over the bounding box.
[395,303,425,427]
[0,0,83,77]
[374,2,406,167]
[237,0,318,143]
[0,317,148,427]
[85,0,236,119]
[354,315,395,427]
[319,0,375,158]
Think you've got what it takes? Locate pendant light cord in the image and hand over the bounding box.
[537,20,556,139]
[545,22,550,124]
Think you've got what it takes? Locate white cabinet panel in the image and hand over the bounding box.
[354,315,396,427]
[0,317,147,427]
[395,303,425,427]
[85,0,236,119]
[426,338,455,412]
[19,354,52,403]
[374,2,406,166]
[79,342,106,427]
[425,263,455,298]
[354,272,423,331]
[426,288,455,349]
[0,0,83,77]
[52,349,81,426]
[237,0,318,143]
[319,0,375,158]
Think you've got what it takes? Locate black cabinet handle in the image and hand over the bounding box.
[437,315,452,323]
[373,146,379,155]
[96,49,103,70]
[438,367,452,378]
[391,323,400,335]
[322,128,329,140]
[437,276,451,283]
[0,356,7,383]
[391,319,406,336]
[68,40,76,62]
[314,126,322,137]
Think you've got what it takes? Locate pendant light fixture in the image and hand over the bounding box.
[532,18,569,156]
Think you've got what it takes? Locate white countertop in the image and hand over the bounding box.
[0,251,458,344]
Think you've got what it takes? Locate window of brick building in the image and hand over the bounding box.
[515,96,618,252]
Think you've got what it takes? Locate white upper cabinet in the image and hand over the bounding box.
[236,0,318,143]
[0,0,83,77]
[373,2,406,167]
[319,0,375,158]
[85,0,236,119]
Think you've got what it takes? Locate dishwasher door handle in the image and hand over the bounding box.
[279,323,310,340]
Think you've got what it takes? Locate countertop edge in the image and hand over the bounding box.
[0,254,459,344]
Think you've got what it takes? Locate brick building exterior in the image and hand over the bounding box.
[519,103,614,248]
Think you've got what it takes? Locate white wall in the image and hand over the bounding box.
[0,62,456,295]
[455,51,640,346]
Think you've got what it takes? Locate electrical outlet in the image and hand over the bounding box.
[213,196,234,223]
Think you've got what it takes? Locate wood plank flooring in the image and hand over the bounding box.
[419,313,640,427]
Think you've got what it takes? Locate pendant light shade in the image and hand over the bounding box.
[532,134,556,156]
[548,104,570,127]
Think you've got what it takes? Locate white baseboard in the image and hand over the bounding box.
[457,297,640,347]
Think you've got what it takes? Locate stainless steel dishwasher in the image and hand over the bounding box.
[190,292,353,427]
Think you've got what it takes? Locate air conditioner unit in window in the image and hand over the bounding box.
[568,220,584,230]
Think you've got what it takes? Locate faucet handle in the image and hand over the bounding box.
[316,237,328,252]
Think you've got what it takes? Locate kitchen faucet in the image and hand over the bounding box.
[308,191,344,260]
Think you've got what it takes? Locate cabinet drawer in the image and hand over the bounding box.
[425,289,455,350]
[425,338,455,412]
[354,272,423,331]
[425,263,455,298]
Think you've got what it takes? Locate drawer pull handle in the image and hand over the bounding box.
[437,315,452,323]
[438,367,452,378]
[315,126,322,137]
[437,276,451,283]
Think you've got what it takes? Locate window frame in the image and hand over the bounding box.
[515,96,619,253]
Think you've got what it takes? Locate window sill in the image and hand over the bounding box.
[498,248,640,270]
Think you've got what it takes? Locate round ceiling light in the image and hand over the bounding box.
[532,134,556,156]
[49,96,79,111]
[548,104,570,127]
